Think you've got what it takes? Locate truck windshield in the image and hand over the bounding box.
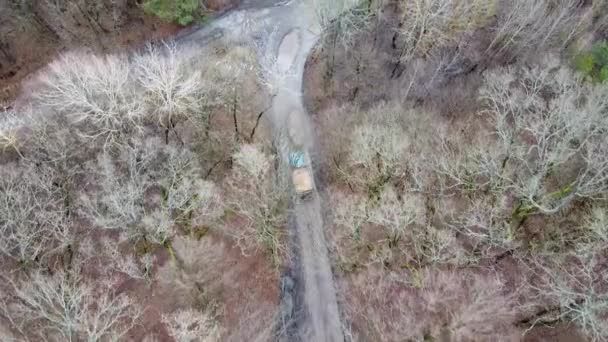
[289,151,306,168]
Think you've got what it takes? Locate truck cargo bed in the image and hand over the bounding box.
[292,168,313,196]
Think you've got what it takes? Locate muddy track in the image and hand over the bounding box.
[271,24,343,341]
[179,1,344,341]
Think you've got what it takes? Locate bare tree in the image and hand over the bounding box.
[31,0,129,45]
[95,237,156,281]
[579,206,608,252]
[81,138,220,246]
[527,253,608,342]
[80,141,155,237]
[140,208,175,246]
[394,0,495,62]
[157,235,280,342]
[432,140,503,193]
[23,112,83,174]
[224,144,288,264]
[346,105,408,193]
[203,45,270,144]
[150,145,222,242]
[368,186,422,244]
[312,0,375,49]
[479,59,608,215]
[311,0,377,82]
[329,184,464,269]
[0,270,141,342]
[34,52,144,148]
[576,134,608,200]
[488,0,592,58]
[332,191,368,241]
[0,164,71,265]
[134,42,204,129]
[156,235,228,310]
[448,197,519,261]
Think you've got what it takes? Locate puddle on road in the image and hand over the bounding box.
[277,29,300,73]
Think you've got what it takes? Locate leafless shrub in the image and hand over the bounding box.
[162,308,220,342]
[21,111,85,176]
[224,301,278,342]
[97,237,155,280]
[252,27,297,95]
[592,0,608,34]
[157,236,227,310]
[0,108,28,156]
[327,191,371,271]
[34,52,144,147]
[438,273,518,340]
[0,321,17,342]
[202,45,258,100]
[0,270,141,341]
[157,236,279,341]
[341,268,519,341]
[316,105,361,182]
[350,118,406,175]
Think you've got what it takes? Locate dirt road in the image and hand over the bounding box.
[272,13,344,342]
[181,1,345,341]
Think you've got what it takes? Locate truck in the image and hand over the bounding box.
[289,150,314,199]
